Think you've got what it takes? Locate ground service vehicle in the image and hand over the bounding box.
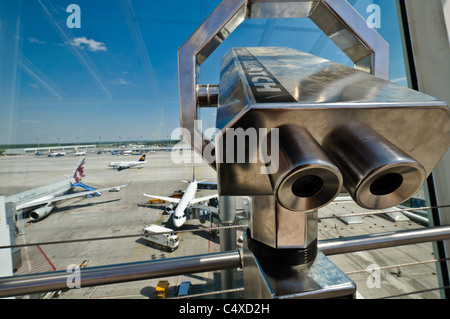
[154,280,170,299]
[178,281,192,297]
[142,224,179,252]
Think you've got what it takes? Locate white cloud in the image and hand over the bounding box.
[29,37,46,45]
[112,78,131,85]
[71,37,107,52]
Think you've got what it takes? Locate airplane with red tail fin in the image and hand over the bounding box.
[4,158,128,221]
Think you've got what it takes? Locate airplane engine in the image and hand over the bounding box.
[165,203,174,213]
[30,205,54,220]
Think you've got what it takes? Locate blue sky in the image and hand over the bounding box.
[0,0,408,145]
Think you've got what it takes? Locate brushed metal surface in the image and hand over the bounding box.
[323,123,426,209]
[178,0,390,167]
[215,47,449,211]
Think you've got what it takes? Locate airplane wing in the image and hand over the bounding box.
[191,204,219,214]
[143,194,181,204]
[197,182,217,190]
[191,193,219,204]
[16,184,130,211]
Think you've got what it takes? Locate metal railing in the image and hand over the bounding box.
[317,225,450,255]
[1,225,450,298]
[0,250,242,298]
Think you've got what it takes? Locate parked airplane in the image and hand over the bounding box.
[73,148,87,156]
[143,169,218,228]
[4,158,128,221]
[47,151,66,157]
[108,154,147,171]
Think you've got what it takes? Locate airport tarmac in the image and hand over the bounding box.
[1,150,233,299]
[0,150,444,299]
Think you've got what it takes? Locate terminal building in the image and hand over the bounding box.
[4,145,97,155]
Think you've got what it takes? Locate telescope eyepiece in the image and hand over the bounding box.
[369,173,403,196]
[270,125,343,212]
[292,175,324,198]
[323,124,426,209]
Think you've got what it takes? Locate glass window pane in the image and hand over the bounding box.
[0,0,444,299]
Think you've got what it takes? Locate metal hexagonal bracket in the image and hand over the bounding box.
[178,0,390,168]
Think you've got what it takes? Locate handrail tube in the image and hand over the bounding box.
[318,226,450,255]
[0,250,242,298]
[1,226,450,298]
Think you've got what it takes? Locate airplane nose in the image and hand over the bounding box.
[173,217,183,228]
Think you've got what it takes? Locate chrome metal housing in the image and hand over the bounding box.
[323,123,426,209]
[215,47,449,209]
[178,0,390,168]
[269,125,342,212]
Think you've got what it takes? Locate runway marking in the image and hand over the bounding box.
[16,244,56,275]
[88,286,99,299]
[208,231,211,253]
[155,213,163,225]
[131,244,144,261]
[36,245,56,271]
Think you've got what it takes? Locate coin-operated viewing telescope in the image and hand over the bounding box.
[178,0,450,299]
